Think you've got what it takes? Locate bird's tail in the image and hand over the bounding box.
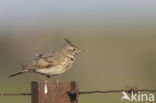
[9,69,28,77]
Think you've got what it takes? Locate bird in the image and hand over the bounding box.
[9,38,82,84]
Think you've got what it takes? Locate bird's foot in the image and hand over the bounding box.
[55,80,61,86]
[38,74,48,84]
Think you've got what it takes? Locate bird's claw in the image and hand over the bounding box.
[56,80,61,86]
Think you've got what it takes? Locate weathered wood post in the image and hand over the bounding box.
[31,81,78,103]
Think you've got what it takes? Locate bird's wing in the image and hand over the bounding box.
[18,63,53,71]
[32,57,54,69]
[18,56,54,71]
[19,52,59,70]
[33,53,47,60]
[36,52,60,65]
[33,52,56,60]
[33,53,42,59]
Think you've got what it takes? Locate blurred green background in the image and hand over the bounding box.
[0,0,156,103]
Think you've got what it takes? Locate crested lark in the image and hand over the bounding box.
[9,38,82,83]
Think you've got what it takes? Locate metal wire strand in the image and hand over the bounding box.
[1,89,156,96]
[79,89,156,95]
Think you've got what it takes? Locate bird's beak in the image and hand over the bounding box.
[74,49,83,57]
[78,49,84,53]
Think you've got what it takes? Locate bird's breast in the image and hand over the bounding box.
[36,56,75,76]
[61,56,74,67]
[36,65,67,76]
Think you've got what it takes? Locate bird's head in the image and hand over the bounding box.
[64,38,82,57]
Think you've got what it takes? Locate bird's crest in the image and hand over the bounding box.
[64,38,74,47]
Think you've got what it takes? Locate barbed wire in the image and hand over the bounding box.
[79,89,156,95]
[1,89,156,96]
[0,93,31,96]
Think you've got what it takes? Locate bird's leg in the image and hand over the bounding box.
[38,74,48,84]
[46,75,61,85]
[55,79,61,86]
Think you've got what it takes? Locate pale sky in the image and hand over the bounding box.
[0,0,156,36]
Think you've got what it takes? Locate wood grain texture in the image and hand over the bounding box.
[31,81,78,103]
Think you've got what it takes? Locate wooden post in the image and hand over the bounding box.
[31,81,78,103]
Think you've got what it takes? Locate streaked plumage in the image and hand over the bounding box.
[9,38,82,78]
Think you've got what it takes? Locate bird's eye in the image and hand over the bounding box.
[73,48,76,51]
[70,57,74,61]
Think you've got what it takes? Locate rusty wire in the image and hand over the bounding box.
[79,89,156,95]
[0,93,31,96]
[0,89,156,96]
